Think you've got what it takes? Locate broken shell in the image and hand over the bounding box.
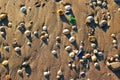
[0,13,7,20]
[51,50,57,55]
[91,55,97,62]
[14,47,21,52]
[2,60,8,66]
[69,36,76,43]
[93,49,98,54]
[69,52,75,58]
[5,74,11,80]
[57,69,63,76]
[63,29,70,35]
[112,39,117,44]
[65,46,72,52]
[91,43,96,48]
[64,5,71,10]
[111,33,116,38]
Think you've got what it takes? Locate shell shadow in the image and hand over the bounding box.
[25,65,32,77]
[60,14,70,24]
[0,17,9,26]
[113,70,120,78]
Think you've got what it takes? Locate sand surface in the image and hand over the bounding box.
[0,0,120,80]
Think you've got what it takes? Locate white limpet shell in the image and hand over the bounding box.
[63,29,70,35]
[2,60,8,66]
[14,47,21,52]
[69,36,76,43]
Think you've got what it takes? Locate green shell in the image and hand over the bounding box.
[69,16,76,25]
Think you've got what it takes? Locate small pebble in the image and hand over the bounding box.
[91,55,97,62]
[72,63,76,68]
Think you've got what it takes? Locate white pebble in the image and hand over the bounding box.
[57,69,63,76]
